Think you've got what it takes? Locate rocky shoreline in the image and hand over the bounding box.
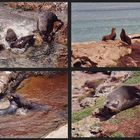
[0,3,67,68]
[72,35,140,67]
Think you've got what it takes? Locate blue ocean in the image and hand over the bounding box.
[72,3,140,42]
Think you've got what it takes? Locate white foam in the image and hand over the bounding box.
[0,19,36,49]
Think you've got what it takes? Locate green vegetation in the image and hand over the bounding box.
[109,119,121,125]
[119,108,135,119]
[111,132,125,137]
[72,96,106,123]
[109,105,136,125]
[123,71,140,85]
[72,106,93,123]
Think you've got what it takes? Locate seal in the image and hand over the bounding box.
[10,94,51,112]
[102,27,116,41]
[5,28,17,43]
[37,11,63,42]
[10,35,35,49]
[120,28,131,45]
[105,86,140,113]
[0,96,18,115]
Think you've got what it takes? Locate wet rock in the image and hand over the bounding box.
[10,48,26,54]
[33,32,43,47]
[0,72,13,94]
[0,71,12,84]
[0,98,10,109]
[54,24,67,45]
[16,107,28,115]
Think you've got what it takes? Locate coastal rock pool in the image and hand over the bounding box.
[0,72,67,138]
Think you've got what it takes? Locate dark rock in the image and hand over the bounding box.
[0,44,5,51]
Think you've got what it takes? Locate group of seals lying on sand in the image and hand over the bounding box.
[102,27,132,45]
[0,94,51,115]
[5,11,64,49]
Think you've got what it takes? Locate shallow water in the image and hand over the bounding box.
[72,3,140,42]
[0,73,67,138]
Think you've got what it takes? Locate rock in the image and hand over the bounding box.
[0,72,13,94]
[0,44,5,51]
[0,72,13,84]
[16,108,28,115]
[90,126,101,134]
[43,124,68,138]
[72,116,101,137]
[33,32,43,47]
[54,24,67,45]
[80,97,96,108]
[0,98,10,109]
[72,40,131,67]
[110,71,133,82]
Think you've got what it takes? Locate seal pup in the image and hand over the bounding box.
[105,86,140,113]
[5,28,17,44]
[102,27,116,41]
[37,11,63,42]
[10,35,35,49]
[120,28,131,45]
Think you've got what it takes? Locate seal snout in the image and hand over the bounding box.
[105,100,120,113]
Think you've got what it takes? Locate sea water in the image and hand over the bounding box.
[72,3,140,42]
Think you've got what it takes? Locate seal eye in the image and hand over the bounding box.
[106,101,109,104]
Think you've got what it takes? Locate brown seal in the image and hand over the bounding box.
[10,35,35,49]
[5,28,17,43]
[102,27,116,41]
[105,86,140,113]
[37,11,63,42]
[120,28,131,45]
